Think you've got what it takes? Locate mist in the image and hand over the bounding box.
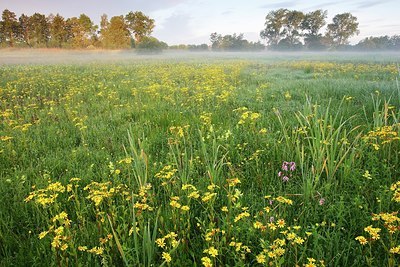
[1,49,400,65]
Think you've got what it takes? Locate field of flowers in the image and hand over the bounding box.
[1,57,400,266]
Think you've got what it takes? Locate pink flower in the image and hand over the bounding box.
[319,198,325,205]
[290,162,296,171]
[282,162,289,171]
[282,176,289,182]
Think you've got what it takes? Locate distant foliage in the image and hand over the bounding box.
[136,36,168,52]
[0,8,158,49]
[356,35,400,51]
[260,9,361,51]
[210,32,265,51]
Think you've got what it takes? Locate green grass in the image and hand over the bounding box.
[0,56,400,266]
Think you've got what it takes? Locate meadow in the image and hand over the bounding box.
[1,52,400,266]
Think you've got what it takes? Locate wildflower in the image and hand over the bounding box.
[227,178,241,187]
[181,205,190,211]
[38,231,48,239]
[286,232,296,240]
[277,219,286,228]
[362,170,372,180]
[319,198,325,205]
[206,246,218,257]
[294,237,305,245]
[355,236,368,245]
[221,206,228,212]
[0,136,13,141]
[78,246,88,251]
[87,246,104,255]
[234,211,250,223]
[390,246,400,254]
[202,192,217,202]
[275,196,293,205]
[259,128,267,134]
[304,257,317,267]
[290,162,296,171]
[254,221,264,229]
[364,225,381,240]
[256,253,266,263]
[282,176,289,182]
[282,161,289,171]
[162,252,172,263]
[201,257,212,267]
[170,200,181,209]
[188,191,200,199]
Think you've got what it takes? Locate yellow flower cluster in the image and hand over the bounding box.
[363,125,400,150]
[25,181,65,207]
[39,211,71,252]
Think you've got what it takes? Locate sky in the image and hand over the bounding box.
[0,0,399,45]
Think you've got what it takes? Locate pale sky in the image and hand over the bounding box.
[0,0,399,45]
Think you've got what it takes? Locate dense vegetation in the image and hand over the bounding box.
[0,9,160,49]
[1,55,400,266]
[1,7,399,51]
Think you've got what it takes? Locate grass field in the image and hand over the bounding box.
[1,52,400,266]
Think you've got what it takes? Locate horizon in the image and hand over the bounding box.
[0,0,399,45]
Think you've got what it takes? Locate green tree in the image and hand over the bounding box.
[210,32,222,50]
[281,10,304,47]
[17,14,31,47]
[28,13,50,47]
[65,14,97,48]
[210,32,264,51]
[136,36,167,52]
[326,13,359,47]
[125,11,155,43]
[301,9,327,50]
[1,9,18,47]
[101,15,131,49]
[260,8,288,47]
[261,9,304,50]
[49,14,67,48]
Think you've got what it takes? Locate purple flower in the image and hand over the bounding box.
[290,162,296,171]
[282,161,289,171]
[282,176,289,182]
[319,198,325,206]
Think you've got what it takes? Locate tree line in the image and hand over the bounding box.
[1,8,399,51]
[0,9,166,49]
[259,8,400,51]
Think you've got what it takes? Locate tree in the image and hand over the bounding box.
[100,15,130,49]
[136,36,167,53]
[301,9,327,49]
[260,8,288,47]
[17,14,31,47]
[210,32,264,51]
[260,9,305,50]
[1,9,18,47]
[125,11,155,43]
[356,35,400,50]
[28,13,50,47]
[210,32,222,50]
[281,10,304,47]
[326,13,359,47]
[49,14,67,48]
[65,14,97,48]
